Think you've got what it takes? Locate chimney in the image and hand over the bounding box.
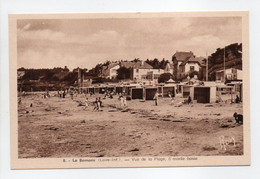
[141,60,144,66]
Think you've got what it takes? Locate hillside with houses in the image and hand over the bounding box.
[17,43,242,91]
[208,43,242,81]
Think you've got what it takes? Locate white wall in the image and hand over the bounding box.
[133,68,165,80]
[184,62,200,73]
[109,65,120,79]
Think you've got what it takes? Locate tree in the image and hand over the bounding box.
[116,66,131,80]
[132,58,141,62]
[158,73,173,83]
[159,58,168,69]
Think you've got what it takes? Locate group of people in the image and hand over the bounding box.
[57,90,67,98]
[92,97,103,112]
[104,89,115,99]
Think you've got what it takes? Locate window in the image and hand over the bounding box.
[190,66,195,71]
[136,69,139,73]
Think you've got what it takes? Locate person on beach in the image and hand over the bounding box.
[168,90,172,98]
[70,91,74,100]
[46,90,50,98]
[119,93,124,107]
[170,96,175,105]
[187,96,192,104]
[235,95,240,103]
[93,98,98,111]
[84,98,89,109]
[153,91,159,106]
[123,95,127,106]
[98,97,103,108]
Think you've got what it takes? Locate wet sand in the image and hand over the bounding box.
[18,92,243,158]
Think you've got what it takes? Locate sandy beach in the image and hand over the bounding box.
[17,92,243,158]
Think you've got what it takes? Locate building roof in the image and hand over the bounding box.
[179,56,206,66]
[120,61,153,69]
[173,51,194,62]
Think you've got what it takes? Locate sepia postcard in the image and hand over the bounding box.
[9,11,250,169]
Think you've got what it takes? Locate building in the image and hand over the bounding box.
[179,56,205,73]
[120,61,153,81]
[101,63,120,79]
[172,51,206,81]
[164,62,174,74]
[215,68,243,82]
[181,84,217,103]
[172,51,194,80]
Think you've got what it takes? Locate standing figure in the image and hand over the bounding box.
[84,97,89,109]
[153,91,159,106]
[123,96,127,106]
[70,91,74,100]
[62,90,66,98]
[171,96,175,105]
[119,93,124,107]
[93,98,98,111]
[187,96,192,104]
[235,95,240,103]
[97,97,102,111]
[168,90,172,98]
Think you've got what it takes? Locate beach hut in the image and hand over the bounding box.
[88,87,95,94]
[157,85,163,97]
[94,87,99,94]
[191,86,217,103]
[144,86,158,100]
[182,85,192,98]
[131,87,144,100]
[124,84,136,95]
[216,84,236,102]
[162,84,176,98]
[98,86,106,94]
[116,86,123,94]
[79,87,89,94]
[106,86,115,93]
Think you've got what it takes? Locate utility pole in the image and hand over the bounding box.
[78,67,81,93]
[223,47,226,83]
[206,51,208,81]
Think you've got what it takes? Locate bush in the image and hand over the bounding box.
[158,73,173,83]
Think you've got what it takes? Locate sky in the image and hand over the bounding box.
[17,16,242,70]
